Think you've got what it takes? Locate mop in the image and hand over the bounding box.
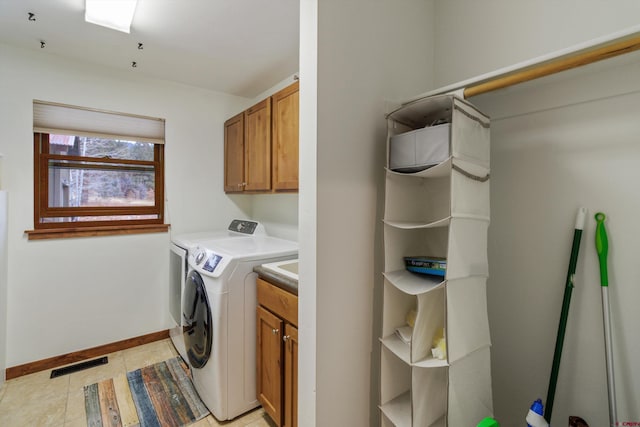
[594,212,618,427]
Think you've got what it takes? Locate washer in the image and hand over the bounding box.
[183,231,298,421]
[169,220,267,361]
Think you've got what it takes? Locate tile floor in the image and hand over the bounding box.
[0,339,275,427]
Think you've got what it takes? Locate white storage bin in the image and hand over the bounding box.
[389,123,450,173]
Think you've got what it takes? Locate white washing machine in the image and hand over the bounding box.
[169,220,268,361]
[182,231,298,421]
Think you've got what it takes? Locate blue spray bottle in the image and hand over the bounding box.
[526,399,549,427]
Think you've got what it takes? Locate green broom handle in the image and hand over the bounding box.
[595,212,608,286]
[595,212,618,426]
[544,207,586,423]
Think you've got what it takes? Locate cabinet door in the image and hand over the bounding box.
[224,112,245,192]
[271,82,299,191]
[244,98,271,191]
[257,306,283,425]
[283,324,298,427]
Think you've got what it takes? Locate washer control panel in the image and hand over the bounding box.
[190,247,227,277]
[203,253,223,273]
[228,220,258,235]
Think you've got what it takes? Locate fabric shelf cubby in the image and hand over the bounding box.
[380,94,494,426]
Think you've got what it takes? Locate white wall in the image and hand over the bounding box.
[299,0,436,425]
[472,54,640,427]
[0,190,7,388]
[0,43,251,366]
[298,1,318,424]
[251,194,298,241]
[433,0,640,88]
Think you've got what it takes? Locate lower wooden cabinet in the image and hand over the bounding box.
[256,278,298,427]
[257,306,283,424]
[283,323,298,427]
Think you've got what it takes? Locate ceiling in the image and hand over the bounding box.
[0,0,300,98]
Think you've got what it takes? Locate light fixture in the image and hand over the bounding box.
[85,0,138,33]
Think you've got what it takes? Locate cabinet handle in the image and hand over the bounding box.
[283,335,290,342]
[272,328,279,335]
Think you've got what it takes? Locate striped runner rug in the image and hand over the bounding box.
[84,357,209,427]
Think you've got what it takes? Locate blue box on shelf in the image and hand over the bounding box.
[404,256,447,277]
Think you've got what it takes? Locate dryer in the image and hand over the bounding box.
[169,220,267,361]
[183,234,297,421]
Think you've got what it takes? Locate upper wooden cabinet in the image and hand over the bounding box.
[245,98,272,191]
[224,81,299,193]
[271,81,299,191]
[224,112,245,192]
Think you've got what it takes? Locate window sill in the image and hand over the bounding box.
[25,224,170,240]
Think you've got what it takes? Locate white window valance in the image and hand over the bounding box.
[33,100,165,144]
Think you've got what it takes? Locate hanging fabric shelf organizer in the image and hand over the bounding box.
[380,94,493,427]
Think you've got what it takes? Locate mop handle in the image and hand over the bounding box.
[544,207,586,424]
[595,212,618,427]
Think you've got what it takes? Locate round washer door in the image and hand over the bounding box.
[183,270,212,368]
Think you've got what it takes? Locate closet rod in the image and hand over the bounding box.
[464,34,640,98]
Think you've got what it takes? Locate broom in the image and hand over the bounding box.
[544,207,587,423]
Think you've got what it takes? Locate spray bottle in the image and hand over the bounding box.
[526,399,549,427]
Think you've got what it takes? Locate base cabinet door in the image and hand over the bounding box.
[257,306,283,425]
[283,324,298,427]
[257,277,298,427]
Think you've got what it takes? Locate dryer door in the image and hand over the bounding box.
[169,243,187,327]
[183,270,212,368]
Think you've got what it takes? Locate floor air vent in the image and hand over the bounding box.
[50,356,108,378]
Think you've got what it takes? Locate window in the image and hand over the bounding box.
[29,101,167,239]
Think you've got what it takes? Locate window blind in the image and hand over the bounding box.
[33,100,165,144]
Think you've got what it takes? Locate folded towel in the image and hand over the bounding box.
[431,328,447,360]
[394,326,413,344]
[406,309,417,328]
